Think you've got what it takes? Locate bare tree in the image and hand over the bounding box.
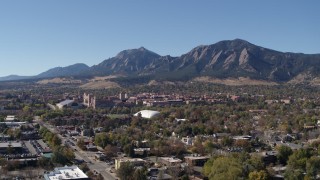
[0,167,8,179]
[168,165,180,180]
[24,167,36,180]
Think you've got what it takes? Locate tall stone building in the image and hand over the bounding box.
[83,93,96,109]
[119,92,128,101]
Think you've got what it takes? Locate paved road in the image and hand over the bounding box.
[73,145,117,180]
[40,121,117,180]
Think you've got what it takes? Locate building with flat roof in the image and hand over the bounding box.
[56,100,75,110]
[5,115,17,121]
[184,155,210,166]
[0,121,26,127]
[0,141,23,153]
[160,157,182,166]
[0,134,10,141]
[95,151,107,161]
[115,157,145,170]
[44,166,89,180]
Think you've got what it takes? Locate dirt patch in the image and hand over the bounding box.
[193,76,278,86]
[37,78,82,84]
[90,75,121,81]
[148,80,176,86]
[80,81,120,89]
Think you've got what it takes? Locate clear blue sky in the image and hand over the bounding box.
[0,0,319,77]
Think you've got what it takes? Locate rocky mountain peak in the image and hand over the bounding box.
[2,39,320,83]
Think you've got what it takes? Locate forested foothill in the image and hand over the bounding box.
[0,82,319,179]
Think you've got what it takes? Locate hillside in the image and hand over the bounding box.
[36,63,90,78]
[85,39,320,82]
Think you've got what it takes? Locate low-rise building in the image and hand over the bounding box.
[134,148,150,156]
[95,151,107,161]
[0,121,26,127]
[0,134,10,141]
[181,137,193,146]
[115,157,145,170]
[160,157,182,166]
[233,135,252,141]
[5,115,17,122]
[86,144,97,151]
[184,155,210,167]
[0,141,23,154]
[56,99,75,110]
[21,131,40,140]
[261,151,277,165]
[281,99,291,104]
[44,166,89,180]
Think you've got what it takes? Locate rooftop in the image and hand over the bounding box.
[118,157,145,163]
[134,110,160,119]
[56,99,74,106]
[5,115,16,121]
[0,142,22,148]
[184,155,210,160]
[160,157,182,163]
[44,166,88,180]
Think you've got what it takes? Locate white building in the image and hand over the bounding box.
[134,110,160,119]
[5,115,16,121]
[181,136,193,146]
[115,158,145,170]
[56,100,75,110]
[44,166,89,180]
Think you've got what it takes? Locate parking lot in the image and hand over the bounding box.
[24,140,51,156]
[24,141,37,154]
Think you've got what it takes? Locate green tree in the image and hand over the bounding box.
[124,143,135,158]
[246,154,265,172]
[306,156,320,179]
[204,156,244,180]
[94,133,109,148]
[37,157,52,169]
[51,147,74,165]
[284,149,311,179]
[277,145,293,165]
[77,138,86,150]
[133,168,147,180]
[51,135,61,147]
[248,170,268,180]
[287,149,310,170]
[23,105,31,113]
[284,169,304,180]
[52,149,68,165]
[221,136,233,147]
[79,163,90,173]
[116,162,135,180]
[181,174,190,180]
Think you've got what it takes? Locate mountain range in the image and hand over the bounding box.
[1,39,320,83]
